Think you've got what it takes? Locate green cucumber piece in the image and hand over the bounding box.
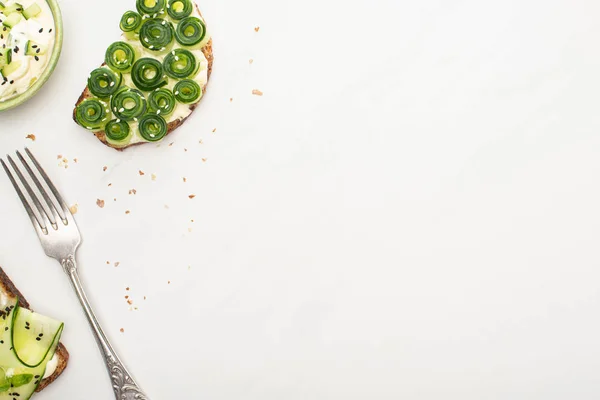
[148,87,176,115]
[163,48,198,79]
[173,79,201,104]
[139,18,174,52]
[110,88,147,120]
[167,0,192,20]
[11,307,64,368]
[88,67,122,98]
[2,3,22,15]
[131,57,167,91]
[174,17,206,47]
[22,3,41,19]
[2,59,22,77]
[2,12,22,28]
[0,2,5,12]
[0,49,10,69]
[25,41,46,56]
[105,119,131,143]
[0,297,63,400]
[138,113,167,142]
[105,41,136,73]
[120,10,142,33]
[75,98,111,131]
[136,0,166,16]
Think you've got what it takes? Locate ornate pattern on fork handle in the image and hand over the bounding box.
[61,255,150,400]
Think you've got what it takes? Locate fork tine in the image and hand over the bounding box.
[6,155,57,231]
[0,159,47,236]
[24,148,72,221]
[16,150,65,225]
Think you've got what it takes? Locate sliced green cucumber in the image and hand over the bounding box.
[75,98,111,131]
[12,307,64,368]
[139,18,174,52]
[0,2,5,11]
[131,57,167,91]
[120,10,142,32]
[22,3,41,19]
[148,87,176,116]
[88,66,122,98]
[0,297,63,400]
[136,0,166,16]
[163,48,198,79]
[174,17,206,48]
[167,0,193,20]
[2,3,23,15]
[173,79,201,104]
[0,49,10,69]
[25,41,47,56]
[105,119,132,144]
[105,41,136,73]
[2,59,22,77]
[2,12,22,28]
[111,87,147,120]
[138,113,167,142]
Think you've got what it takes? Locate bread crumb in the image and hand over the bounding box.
[129,189,137,195]
[199,139,203,144]
[69,204,78,215]
[168,281,171,284]
[254,26,260,32]
[103,166,107,172]
[114,198,117,201]
[230,98,233,102]
[144,296,146,300]
[96,199,105,208]
[106,261,110,265]
[126,287,130,291]
[120,328,124,333]
[74,158,78,163]
[125,210,131,214]
[139,170,145,176]
[114,262,120,267]
[202,158,207,162]
[164,204,170,209]
[57,155,62,159]
[169,142,174,147]
[151,174,157,181]
[189,194,196,199]
[124,295,129,299]
[252,89,263,96]
[212,128,216,133]
[127,299,132,305]
[249,59,253,64]
[108,183,112,187]
[183,177,187,182]
[26,134,36,141]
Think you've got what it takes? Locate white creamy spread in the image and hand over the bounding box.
[115,6,210,146]
[0,0,55,101]
[42,353,58,379]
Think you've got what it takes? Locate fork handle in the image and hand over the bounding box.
[62,255,151,400]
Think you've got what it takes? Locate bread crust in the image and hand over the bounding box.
[0,267,69,393]
[73,5,213,151]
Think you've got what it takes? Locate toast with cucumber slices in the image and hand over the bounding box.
[73,0,214,150]
[0,266,68,397]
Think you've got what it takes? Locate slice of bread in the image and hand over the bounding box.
[0,266,69,392]
[73,3,214,151]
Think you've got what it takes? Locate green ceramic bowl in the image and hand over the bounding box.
[0,0,63,112]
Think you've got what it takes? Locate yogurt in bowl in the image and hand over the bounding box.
[0,0,61,110]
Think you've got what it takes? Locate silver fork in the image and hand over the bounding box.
[1,148,150,400]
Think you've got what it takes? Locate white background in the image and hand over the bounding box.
[0,0,599,398]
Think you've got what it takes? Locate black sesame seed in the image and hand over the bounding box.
[49,28,52,33]
[34,375,40,379]
[38,28,43,33]
[35,337,40,341]
[36,48,40,54]
[32,44,37,48]
[34,56,39,61]
[9,80,14,85]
